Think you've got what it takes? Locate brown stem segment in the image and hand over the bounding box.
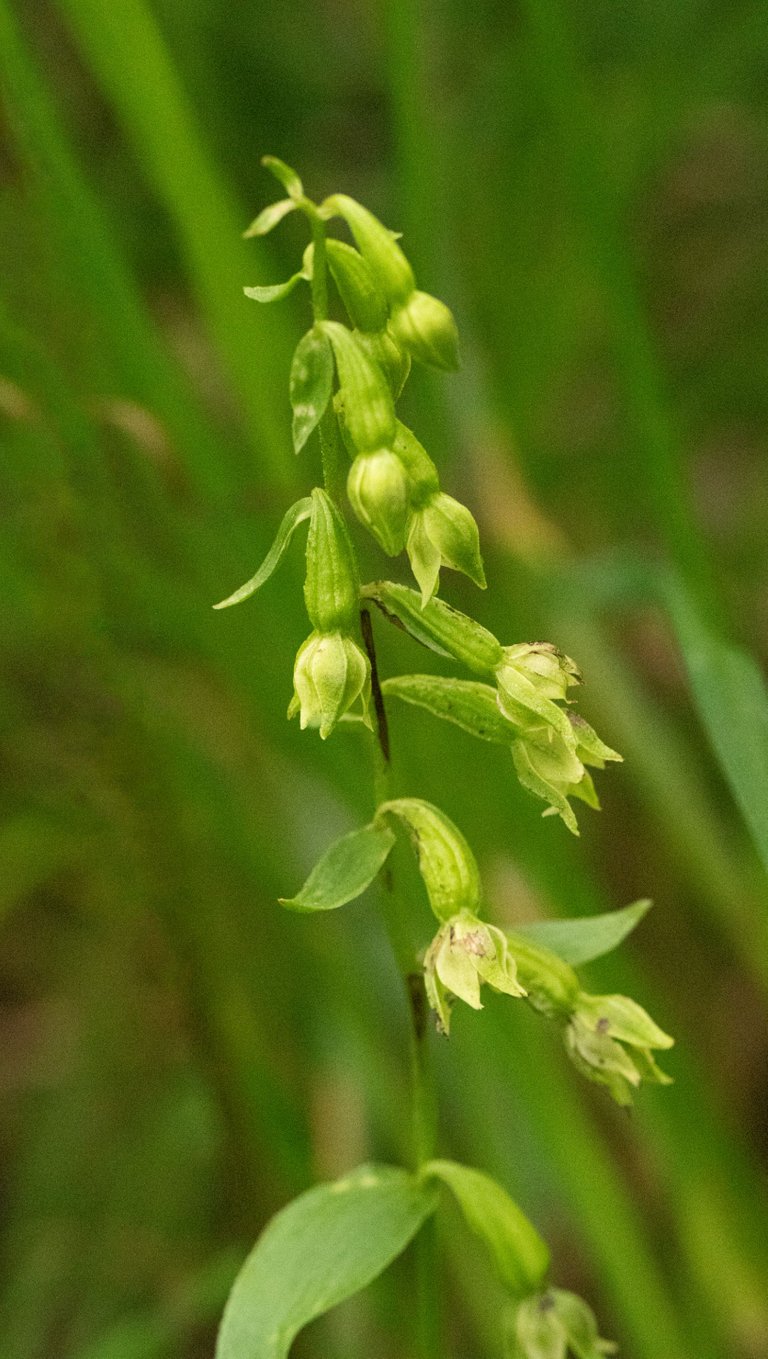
[361,605,391,763]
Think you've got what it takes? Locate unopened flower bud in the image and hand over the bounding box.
[304,488,360,633]
[347,450,411,556]
[407,491,486,604]
[289,631,371,740]
[424,909,526,1034]
[389,290,460,371]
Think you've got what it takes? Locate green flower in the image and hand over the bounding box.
[565,992,674,1107]
[509,1289,617,1359]
[407,491,486,604]
[512,713,622,835]
[289,631,371,739]
[424,909,526,1034]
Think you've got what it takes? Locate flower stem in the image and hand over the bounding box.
[362,605,441,1357]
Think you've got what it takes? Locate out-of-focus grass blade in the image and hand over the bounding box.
[54,0,299,492]
[661,573,768,880]
[0,0,233,504]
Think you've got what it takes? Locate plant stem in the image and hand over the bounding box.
[309,205,439,1349]
[362,606,440,1358]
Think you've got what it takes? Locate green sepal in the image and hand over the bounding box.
[216,1165,437,1359]
[377,798,481,921]
[280,823,395,912]
[244,270,307,303]
[261,154,304,200]
[423,1160,550,1297]
[326,238,388,332]
[382,675,512,743]
[290,328,334,454]
[319,321,396,453]
[514,900,652,968]
[243,198,297,238]
[212,497,312,609]
[363,581,504,670]
[512,738,581,836]
[304,488,360,632]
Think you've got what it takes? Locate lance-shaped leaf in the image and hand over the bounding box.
[213,498,312,609]
[424,1160,550,1297]
[279,823,395,912]
[243,198,297,238]
[290,328,334,454]
[243,270,307,304]
[216,1165,437,1359]
[261,154,304,200]
[319,321,396,453]
[382,675,512,743]
[363,582,503,668]
[378,798,480,921]
[326,238,388,333]
[514,900,652,968]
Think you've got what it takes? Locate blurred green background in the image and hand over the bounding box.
[2,1,768,1356]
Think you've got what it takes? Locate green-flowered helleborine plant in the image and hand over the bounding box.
[212,157,674,1359]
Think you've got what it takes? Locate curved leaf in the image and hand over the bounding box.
[383,674,512,743]
[216,1165,437,1359]
[279,823,395,912]
[424,1160,549,1297]
[261,154,303,200]
[290,327,334,454]
[213,497,312,609]
[243,270,306,303]
[243,198,297,238]
[514,900,652,967]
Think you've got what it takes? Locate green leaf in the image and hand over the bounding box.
[242,198,297,238]
[261,154,303,200]
[514,900,652,967]
[243,270,307,303]
[215,1165,437,1359]
[662,573,768,880]
[290,327,334,454]
[382,674,512,743]
[363,582,503,670]
[213,498,312,609]
[378,799,481,920]
[424,1160,549,1297]
[279,823,395,912]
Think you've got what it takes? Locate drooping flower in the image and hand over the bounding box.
[564,992,673,1107]
[424,909,526,1034]
[289,631,371,739]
